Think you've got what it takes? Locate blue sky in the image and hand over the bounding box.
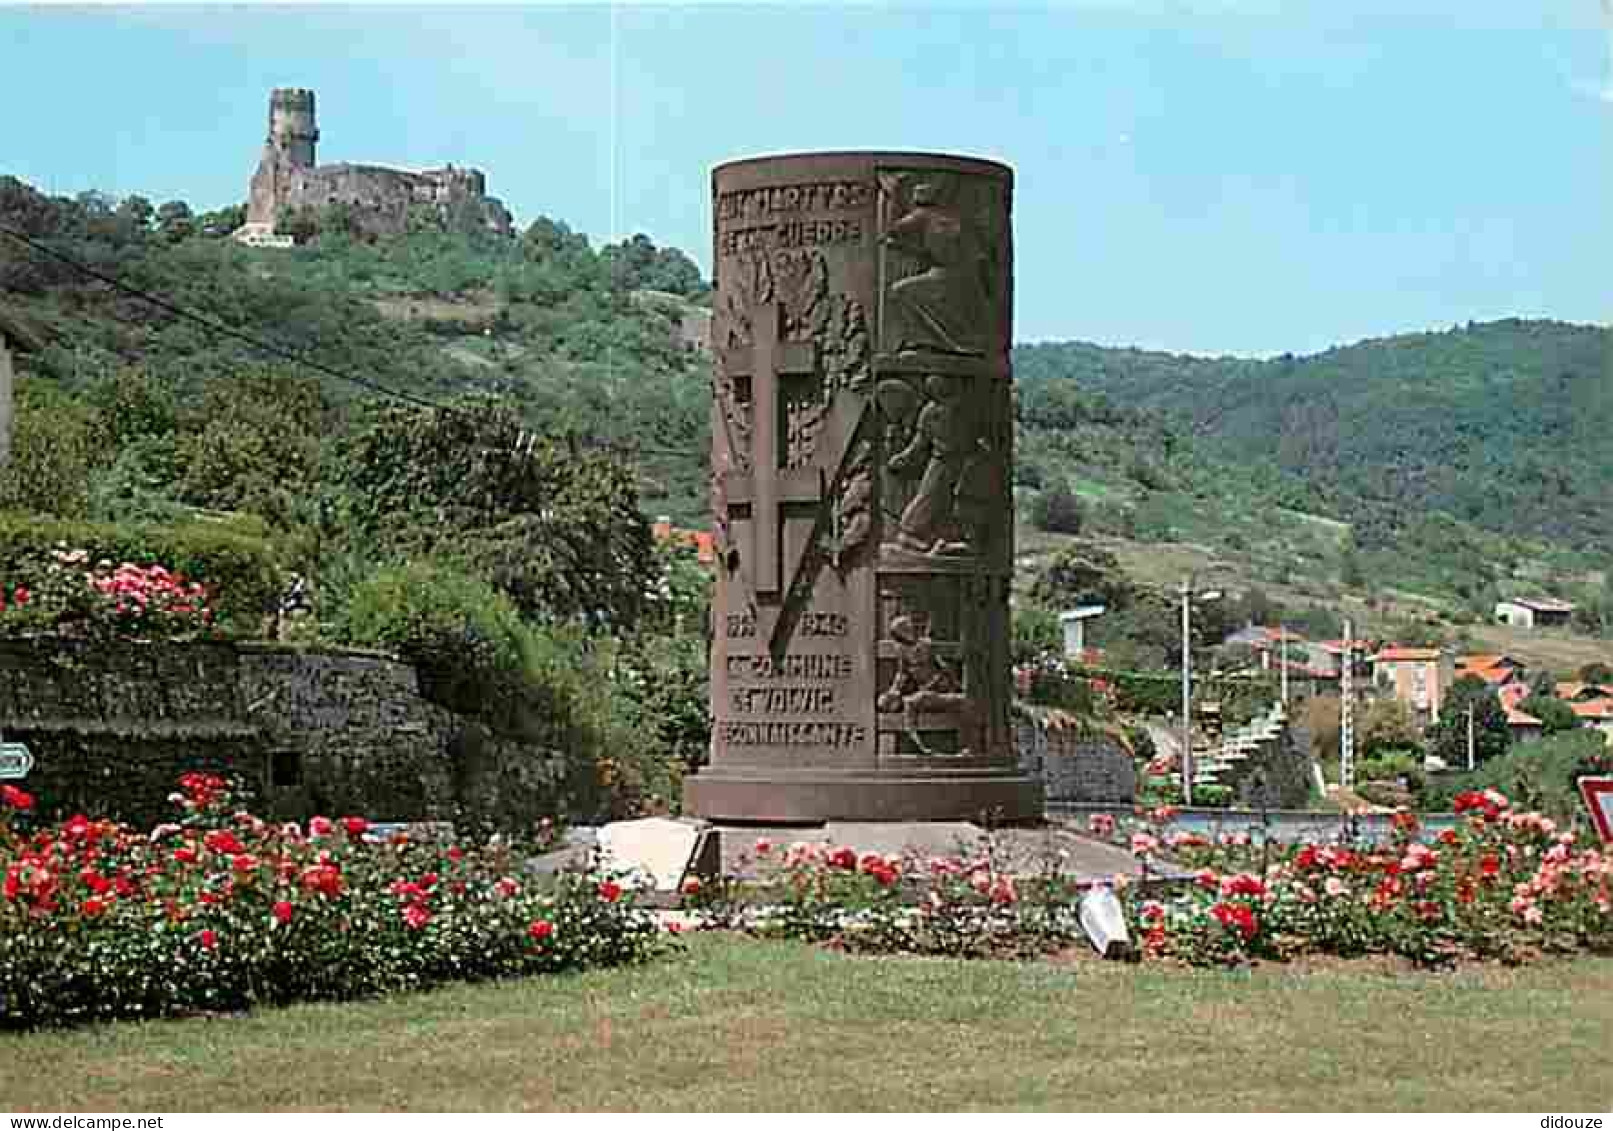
[3,2,1610,355]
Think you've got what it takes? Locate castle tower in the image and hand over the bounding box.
[267,88,319,168]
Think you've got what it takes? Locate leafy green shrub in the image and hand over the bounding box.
[0,378,108,519]
[1358,750,1427,796]
[335,562,678,820]
[1425,730,1611,822]
[338,561,529,719]
[0,512,281,636]
[1193,784,1233,809]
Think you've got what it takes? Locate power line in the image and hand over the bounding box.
[0,223,440,409]
[0,223,703,461]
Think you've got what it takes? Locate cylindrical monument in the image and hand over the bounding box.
[685,151,1042,823]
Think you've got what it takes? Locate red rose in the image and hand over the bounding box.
[1,784,34,812]
[308,816,334,839]
[198,928,218,950]
[81,897,107,918]
[203,829,244,855]
[340,816,368,838]
[1210,901,1258,941]
[272,900,294,924]
[11,586,27,606]
[528,919,555,942]
[402,903,431,930]
[598,880,623,903]
[299,864,343,898]
[827,846,858,871]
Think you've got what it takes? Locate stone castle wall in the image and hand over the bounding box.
[0,637,565,830]
[240,88,512,241]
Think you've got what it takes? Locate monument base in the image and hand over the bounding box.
[685,770,1043,824]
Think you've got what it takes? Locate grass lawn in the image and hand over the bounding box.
[5,936,1611,1112]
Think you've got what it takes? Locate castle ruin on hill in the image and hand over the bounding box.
[233,88,513,246]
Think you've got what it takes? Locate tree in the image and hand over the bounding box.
[155,200,195,243]
[1029,540,1134,612]
[1519,694,1580,736]
[1427,675,1510,767]
[1359,698,1418,758]
[1580,661,1613,685]
[197,203,246,238]
[1030,485,1083,535]
[335,399,656,630]
[117,195,154,232]
[1302,695,1341,770]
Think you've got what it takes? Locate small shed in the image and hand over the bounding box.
[1494,597,1576,630]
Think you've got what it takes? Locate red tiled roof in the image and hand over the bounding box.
[1457,665,1520,686]
[1458,654,1522,671]
[652,521,717,566]
[1557,681,1613,702]
[1570,698,1613,721]
[1372,647,1441,662]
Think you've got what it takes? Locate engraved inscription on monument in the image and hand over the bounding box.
[685,151,1040,823]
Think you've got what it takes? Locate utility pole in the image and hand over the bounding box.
[1339,618,1355,788]
[1467,702,1476,772]
[1180,577,1193,807]
[1279,622,1290,707]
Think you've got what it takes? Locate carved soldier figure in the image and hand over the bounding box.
[888,374,978,555]
[880,180,989,357]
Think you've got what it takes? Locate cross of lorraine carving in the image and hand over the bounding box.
[718,301,820,597]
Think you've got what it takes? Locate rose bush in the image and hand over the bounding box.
[1,546,216,640]
[697,836,1089,959]
[684,789,1610,969]
[0,774,666,1028]
[1103,791,1612,967]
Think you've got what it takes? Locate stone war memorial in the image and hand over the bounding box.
[685,151,1042,823]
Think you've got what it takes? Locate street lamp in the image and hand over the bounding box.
[1180,579,1222,807]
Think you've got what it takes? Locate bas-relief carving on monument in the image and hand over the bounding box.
[687,152,1036,823]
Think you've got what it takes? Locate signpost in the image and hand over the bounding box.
[1579,776,1613,845]
[0,741,32,780]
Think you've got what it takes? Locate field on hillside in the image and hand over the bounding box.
[5,936,1610,1112]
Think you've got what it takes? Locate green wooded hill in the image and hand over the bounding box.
[1015,321,1613,556]
[1,172,1608,634]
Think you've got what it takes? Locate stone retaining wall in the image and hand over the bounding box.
[1015,710,1137,804]
[0,637,565,829]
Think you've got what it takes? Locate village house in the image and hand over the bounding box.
[1494,596,1576,629]
[650,516,717,567]
[1454,654,1528,689]
[1557,680,1613,746]
[1496,683,1544,743]
[1369,645,1457,726]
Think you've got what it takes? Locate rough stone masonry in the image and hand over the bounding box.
[684,151,1042,822]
